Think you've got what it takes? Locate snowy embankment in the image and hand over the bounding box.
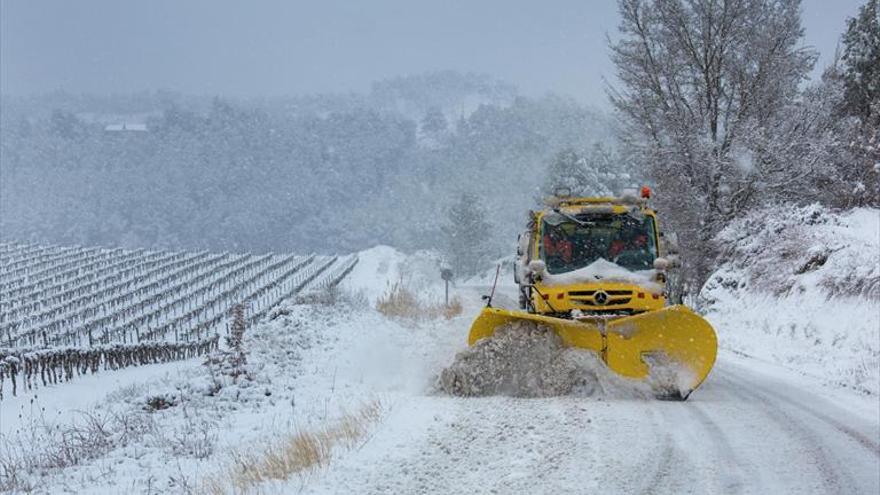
[345,245,449,304]
[701,205,880,395]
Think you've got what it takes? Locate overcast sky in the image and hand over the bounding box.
[0,0,865,107]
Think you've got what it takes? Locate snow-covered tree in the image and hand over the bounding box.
[542,149,590,197]
[841,0,880,124]
[583,143,634,194]
[540,147,616,199]
[608,0,816,285]
[773,1,880,208]
[441,193,493,278]
[49,109,84,140]
[421,106,448,134]
[837,0,880,206]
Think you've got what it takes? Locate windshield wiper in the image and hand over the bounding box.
[552,208,592,226]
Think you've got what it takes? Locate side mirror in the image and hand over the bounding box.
[653,257,670,271]
[528,260,546,279]
[517,230,531,256]
[661,232,680,255]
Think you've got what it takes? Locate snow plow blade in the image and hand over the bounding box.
[468,306,717,396]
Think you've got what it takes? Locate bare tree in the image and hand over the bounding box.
[608,0,816,286]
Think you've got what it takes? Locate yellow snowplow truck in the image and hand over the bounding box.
[469,188,717,399]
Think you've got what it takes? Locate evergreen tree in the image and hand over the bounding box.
[540,147,615,199]
[441,193,492,278]
[841,0,880,125]
[49,109,83,140]
[838,0,880,206]
[583,143,632,194]
[421,106,448,134]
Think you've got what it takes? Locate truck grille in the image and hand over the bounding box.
[569,290,632,307]
[568,290,632,297]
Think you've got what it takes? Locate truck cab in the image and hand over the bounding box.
[515,193,669,316]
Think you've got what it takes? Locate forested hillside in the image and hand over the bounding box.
[0,72,628,261]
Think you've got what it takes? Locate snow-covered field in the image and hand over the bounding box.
[2,243,878,494]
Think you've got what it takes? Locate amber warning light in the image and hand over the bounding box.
[640,186,652,199]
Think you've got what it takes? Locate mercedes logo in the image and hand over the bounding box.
[594,290,609,305]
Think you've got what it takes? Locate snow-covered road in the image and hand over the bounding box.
[303,351,879,495]
[297,270,880,495]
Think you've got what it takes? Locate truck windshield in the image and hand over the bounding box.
[540,212,658,273]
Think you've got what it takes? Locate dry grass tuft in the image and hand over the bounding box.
[376,281,462,321]
[375,281,421,319]
[202,400,383,494]
[441,297,463,319]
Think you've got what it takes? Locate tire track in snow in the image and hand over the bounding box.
[734,371,880,456]
[640,399,746,494]
[638,433,688,495]
[719,374,861,495]
[685,404,746,494]
[629,401,698,495]
[571,397,690,495]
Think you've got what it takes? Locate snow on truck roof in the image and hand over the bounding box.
[542,192,654,216]
[545,188,652,208]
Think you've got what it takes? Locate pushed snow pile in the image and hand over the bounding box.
[542,258,663,294]
[439,322,646,398]
[702,204,880,394]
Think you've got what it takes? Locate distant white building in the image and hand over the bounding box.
[104,123,148,132]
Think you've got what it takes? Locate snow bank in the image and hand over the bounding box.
[342,245,405,302]
[702,204,880,394]
[342,245,448,303]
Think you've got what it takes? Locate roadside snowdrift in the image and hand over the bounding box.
[343,245,448,304]
[701,205,880,394]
